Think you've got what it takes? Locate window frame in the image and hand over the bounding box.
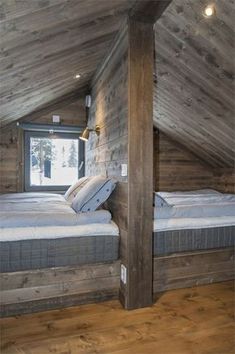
[24,130,85,192]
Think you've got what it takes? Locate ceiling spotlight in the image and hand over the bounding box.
[74,73,81,79]
[204,5,215,17]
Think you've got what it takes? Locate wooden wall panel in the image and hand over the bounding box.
[213,169,235,194]
[85,27,128,182]
[154,131,235,193]
[0,261,120,317]
[153,248,234,293]
[85,26,129,265]
[0,126,18,193]
[0,99,86,193]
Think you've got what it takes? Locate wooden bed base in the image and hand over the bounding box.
[153,247,234,294]
[1,248,234,317]
[0,261,120,318]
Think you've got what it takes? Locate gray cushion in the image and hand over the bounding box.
[72,176,116,212]
[64,176,91,203]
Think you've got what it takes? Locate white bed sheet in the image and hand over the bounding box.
[0,192,113,228]
[156,190,235,207]
[154,216,235,232]
[0,192,64,201]
[0,193,70,213]
[154,203,235,219]
[0,221,119,241]
[0,210,112,228]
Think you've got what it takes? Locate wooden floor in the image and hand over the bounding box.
[0,281,234,354]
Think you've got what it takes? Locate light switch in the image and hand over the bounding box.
[121,164,128,177]
[121,264,127,284]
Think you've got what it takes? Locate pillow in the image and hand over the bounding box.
[154,193,169,207]
[64,176,91,203]
[72,176,116,212]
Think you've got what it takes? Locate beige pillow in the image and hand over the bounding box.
[64,176,91,203]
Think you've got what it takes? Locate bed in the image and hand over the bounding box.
[0,192,119,273]
[153,189,235,255]
[153,189,235,293]
[0,177,121,317]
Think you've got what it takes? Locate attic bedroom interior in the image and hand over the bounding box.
[0,0,234,353]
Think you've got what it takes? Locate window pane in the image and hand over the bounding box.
[30,137,78,186]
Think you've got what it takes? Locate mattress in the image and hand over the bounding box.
[0,224,119,272]
[154,226,235,256]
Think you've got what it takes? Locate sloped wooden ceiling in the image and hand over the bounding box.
[154,0,235,168]
[0,0,135,127]
[1,0,234,168]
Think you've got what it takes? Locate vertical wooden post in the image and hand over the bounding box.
[120,18,154,309]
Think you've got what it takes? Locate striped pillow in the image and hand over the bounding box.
[64,176,91,203]
[72,176,116,213]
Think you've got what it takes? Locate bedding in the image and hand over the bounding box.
[155,189,235,207]
[153,190,235,255]
[0,210,112,228]
[64,176,91,203]
[0,179,119,272]
[154,216,235,232]
[0,192,65,200]
[72,175,116,212]
[154,203,235,219]
[154,190,217,207]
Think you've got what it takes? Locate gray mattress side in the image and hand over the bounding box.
[154,226,235,256]
[0,235,119,273]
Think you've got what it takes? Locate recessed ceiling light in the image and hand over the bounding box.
[74,74,81,79]
[204,5,214,17]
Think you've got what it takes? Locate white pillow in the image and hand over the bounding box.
[64,176,91,203]
[72,176,116,213]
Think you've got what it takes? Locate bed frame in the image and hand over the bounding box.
[0,261,120,318]
[153,247,234,294]
[1,247,234,317]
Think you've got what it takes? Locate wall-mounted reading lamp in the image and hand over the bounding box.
[79,125,100,142]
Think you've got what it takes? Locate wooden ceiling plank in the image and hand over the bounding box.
[154,84,234,151]
[0,42,110,102]
[0,22,120,81]
[154,86,234,151]
[153,0,234,167]
[154,55,235,130]
[0,0,68,22]
[154,99,235,157]
[129,0,172,23]
[0,0,133,44]
[154,122,229,168]
[155,22,234,98]
[154,103,234,166]
[162,0,235,58]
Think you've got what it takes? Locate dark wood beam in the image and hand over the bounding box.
[119,18,154,309]
[129,0,172,23]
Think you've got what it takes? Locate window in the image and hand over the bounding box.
[24,131,84,191]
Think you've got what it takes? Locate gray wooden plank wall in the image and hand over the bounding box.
[154,131,235,193]
[0,98,86,193]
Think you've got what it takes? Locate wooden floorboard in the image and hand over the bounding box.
[0,281,234,354]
